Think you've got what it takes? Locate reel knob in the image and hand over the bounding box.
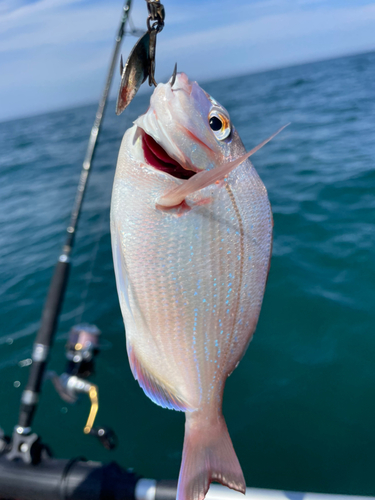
[89,426,117,450]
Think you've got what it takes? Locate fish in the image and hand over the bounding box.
[111,72,284,500]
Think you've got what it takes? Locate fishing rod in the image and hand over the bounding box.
[12,0,133,459]
[14,0,168,447]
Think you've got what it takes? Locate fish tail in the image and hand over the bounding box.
[177,410,246,500]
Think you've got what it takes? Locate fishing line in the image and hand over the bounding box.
[75,206,108,325]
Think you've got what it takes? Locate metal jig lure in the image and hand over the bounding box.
[116,0,166,114]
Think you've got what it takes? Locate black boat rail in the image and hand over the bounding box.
[0,452,178,500]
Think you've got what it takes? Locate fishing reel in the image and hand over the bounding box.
[48,324,116,450]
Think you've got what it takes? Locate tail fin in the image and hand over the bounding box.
[177,410,246,500]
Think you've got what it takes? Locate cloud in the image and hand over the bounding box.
[1,0,375,121]
[3,0,374,55]
[0,0,83,29]
[159,3,375,53]
[153,1,375,84]
[176,4,375,51]
[0,1,127,52]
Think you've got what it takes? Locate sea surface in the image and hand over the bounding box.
[1,51,375,495]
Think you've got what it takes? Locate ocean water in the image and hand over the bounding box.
[1,51,375,495]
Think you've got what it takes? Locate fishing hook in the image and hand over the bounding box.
[170,63,178,87]
[120,55,124,76]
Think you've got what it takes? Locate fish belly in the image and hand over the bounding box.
[110,128,272,412]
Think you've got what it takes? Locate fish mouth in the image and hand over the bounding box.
[141,129,197,180]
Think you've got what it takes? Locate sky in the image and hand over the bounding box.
[0,0,375,122]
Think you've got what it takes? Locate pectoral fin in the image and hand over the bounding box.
[157,123,289,208]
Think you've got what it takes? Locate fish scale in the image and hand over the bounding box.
[111,73,273,500]
[112,141,270,403]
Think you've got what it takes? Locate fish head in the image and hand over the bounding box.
[134,72,245,180]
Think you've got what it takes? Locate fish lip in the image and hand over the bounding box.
[139,128,198,180]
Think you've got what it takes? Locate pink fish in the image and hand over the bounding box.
[111,72,284,500]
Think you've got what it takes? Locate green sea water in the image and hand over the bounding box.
[0,51,375,495]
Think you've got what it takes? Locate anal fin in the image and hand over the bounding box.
[127,342,190,412]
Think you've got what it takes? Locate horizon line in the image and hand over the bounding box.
[1,47,374,125]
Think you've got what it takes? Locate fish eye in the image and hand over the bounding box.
[208,110,231,140]
[209,116,222,131]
